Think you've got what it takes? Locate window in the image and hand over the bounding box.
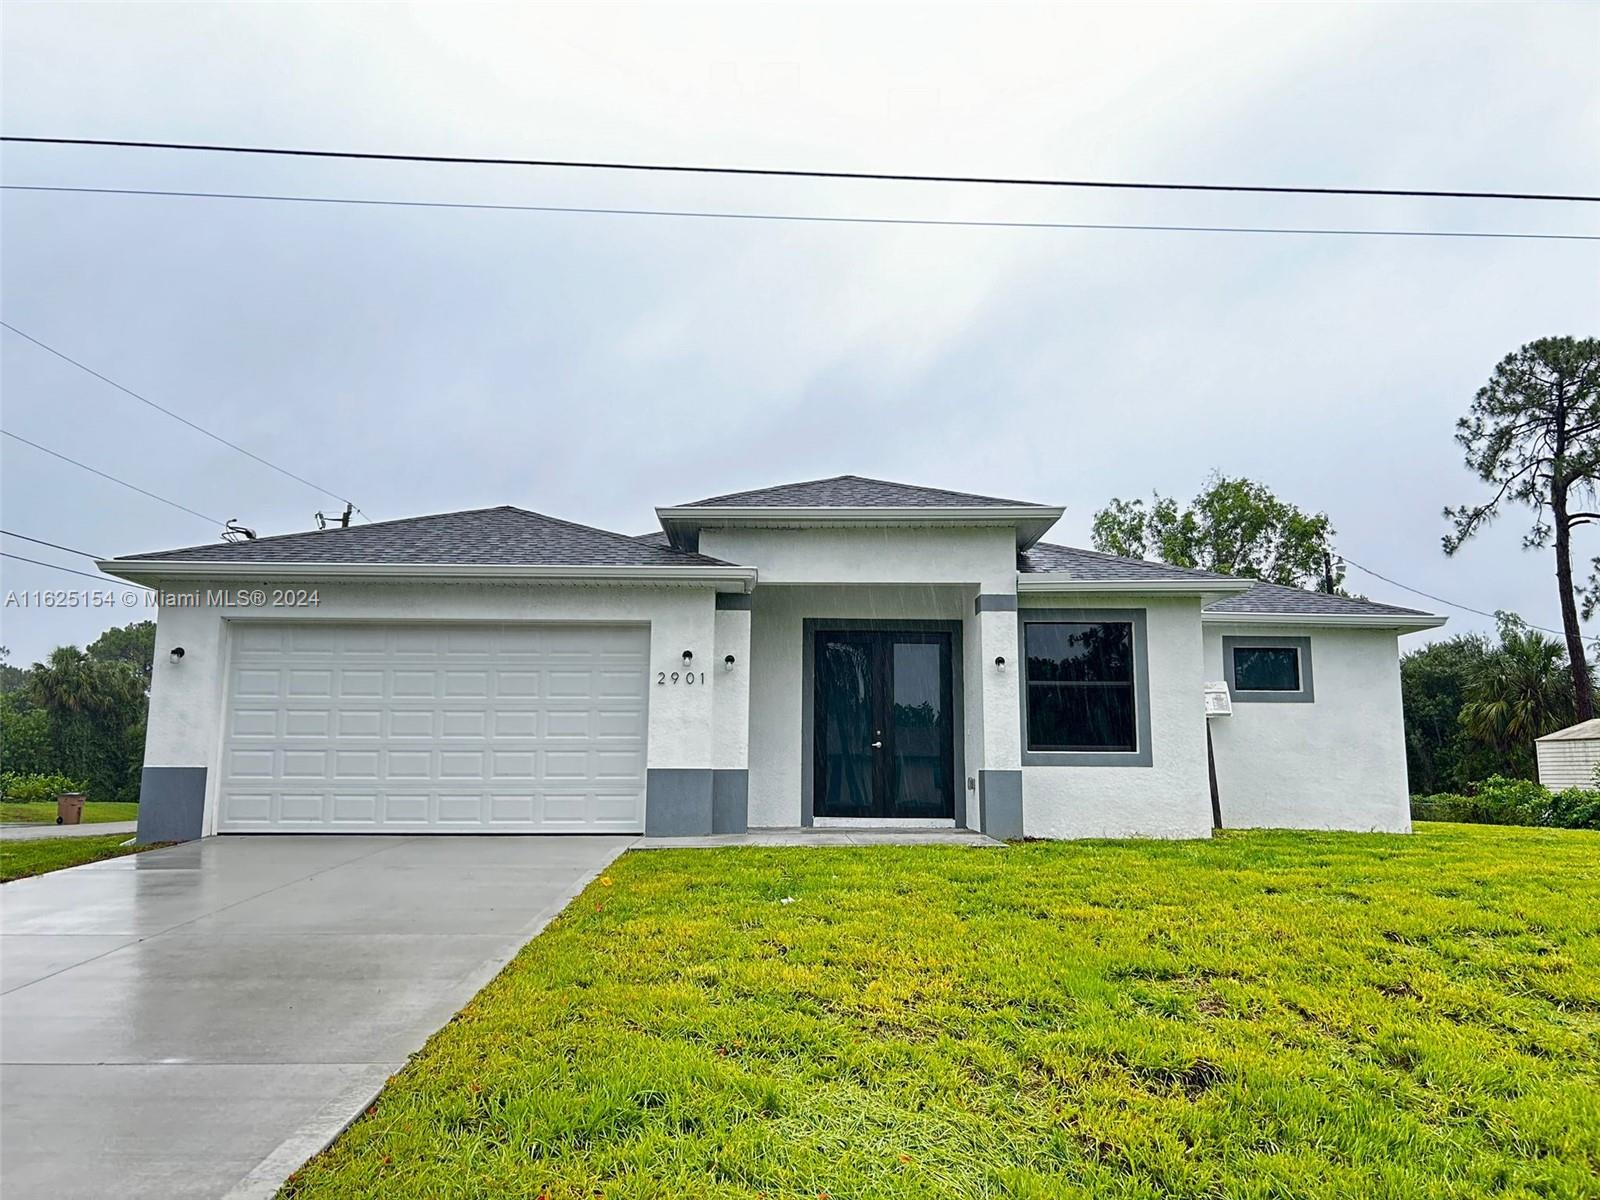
[1232,645,1300,692]
[1024,621,1137,752]
[1222,635,1315,704]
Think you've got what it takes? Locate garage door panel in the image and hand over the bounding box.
[219,622,647,833]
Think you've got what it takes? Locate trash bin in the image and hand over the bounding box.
[55,792,86,825]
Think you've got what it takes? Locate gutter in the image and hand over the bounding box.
[1016,574,1255,598]
[1200,610,1447,631]
[96,560,760,591]
[657,504,1065,550]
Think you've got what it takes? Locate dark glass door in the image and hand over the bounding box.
[814,629,954,819]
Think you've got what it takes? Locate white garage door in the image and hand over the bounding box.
[218,623,649,833]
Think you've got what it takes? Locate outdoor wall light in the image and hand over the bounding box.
[994,655,1006,669]
[682,649,694,665]
[724,654,736,671]
[170,647,186,664]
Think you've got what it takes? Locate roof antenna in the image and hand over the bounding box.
[313,502,354,531]
[222,518,257,543]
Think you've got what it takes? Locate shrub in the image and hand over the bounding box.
[0,772,90,804]
[1411,774,1600,830]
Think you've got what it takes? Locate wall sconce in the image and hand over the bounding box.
[170,647,186,664]
[681,649,694,665]
[994,655,1006,669]
[724,654,736,672]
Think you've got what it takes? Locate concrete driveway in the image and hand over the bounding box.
[0,834,632,1200]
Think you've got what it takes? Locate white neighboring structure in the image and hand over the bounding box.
[1535,719,1600,790]
[99,475,1446,844]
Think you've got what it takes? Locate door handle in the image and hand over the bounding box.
[870,740,883,749]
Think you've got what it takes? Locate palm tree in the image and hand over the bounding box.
[1459,628,1580,773]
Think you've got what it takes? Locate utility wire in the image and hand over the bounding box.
[1340,555,1588,642]
[4,136,1596,204]
[0,530,103,560]
[4,185,1593,243]
[1,429,220,525]
[1,321,372,522]
[1,551,122,585]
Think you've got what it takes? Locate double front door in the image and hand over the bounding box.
[813,629,955,820]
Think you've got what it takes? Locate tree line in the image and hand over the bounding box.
[0,622,155,803]
[1092,336,1599,796]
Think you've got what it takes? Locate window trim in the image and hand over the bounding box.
[1223,635,1315,704]
[1018,608,1152,767]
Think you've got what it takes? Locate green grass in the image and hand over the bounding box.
[284,824,1600,1200]
[0,832,158,881]
[0,801,140,825]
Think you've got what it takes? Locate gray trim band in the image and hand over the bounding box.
[137,766,206,843]
[974,594,1018,614]
[801,618,965,827]
[1018,608,1154,768]
[1223,634,1315,703]
[715,592,754,611]
[645,768,713,836]
[712,769,749,834]
[978,770,1023,839]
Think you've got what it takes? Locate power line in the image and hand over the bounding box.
[1,321,373,522]
[5,185,1593,243]
[4,136,1596,204]
[0,530,103,560]
[0,551,123,585]
[1,429,220,525]
[1340,555,1587,641]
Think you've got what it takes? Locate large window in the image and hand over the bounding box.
[1024,620,1137,752]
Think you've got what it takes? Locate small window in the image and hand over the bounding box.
[1232,645,1301,692]
[1024,621,1137,752]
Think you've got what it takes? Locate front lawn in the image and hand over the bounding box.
[0,832,158,882]
[285,824,1600,1200]
[0,801,140,825]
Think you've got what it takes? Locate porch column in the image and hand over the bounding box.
[710,592,753,833]
[971,594,1024,839]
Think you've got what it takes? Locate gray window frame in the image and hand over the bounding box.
[1018,608,1152,767]
[1223,635,1315,704]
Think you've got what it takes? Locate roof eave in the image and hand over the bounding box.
[656,505,1065,549]
[1201,609,1447,631]
[97,560,759,591]
[1016,574,1255,600]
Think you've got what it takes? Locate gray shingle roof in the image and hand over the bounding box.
[1204,579,1431,619]
[675,474,1042,508]
[117,506,734,567]
[1018,542,1246,585]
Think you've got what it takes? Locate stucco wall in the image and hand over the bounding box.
[142,578,724,835]
[1018,593,1213,839]
[699,525,1018,591]
[1204,622,1410,831]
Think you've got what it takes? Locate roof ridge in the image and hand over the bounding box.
[1026,542,1247,582]
[115,505,520,560]
[676,472,1043,508]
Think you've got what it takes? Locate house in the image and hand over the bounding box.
[1535,719,1600,790]
[99,475,1445,844]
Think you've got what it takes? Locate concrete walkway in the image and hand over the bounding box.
[0,835,631,1200]
[0,821,138,842]
[636,827,1004,848]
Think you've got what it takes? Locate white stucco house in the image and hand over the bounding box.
[99,475,1444,844]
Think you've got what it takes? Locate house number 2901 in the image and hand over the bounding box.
[657,671,705,686]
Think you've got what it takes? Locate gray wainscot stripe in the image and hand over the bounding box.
[714,592,755,611]
[1222,634,1315,703]
[711,769,750,834]
[1018,608,1154,768]
[137,766,207,843]
[645,768,714,836]
[978,770,1024,840]
[974,593,1019,614]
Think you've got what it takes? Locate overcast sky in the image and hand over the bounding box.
[2,2,1597,665]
